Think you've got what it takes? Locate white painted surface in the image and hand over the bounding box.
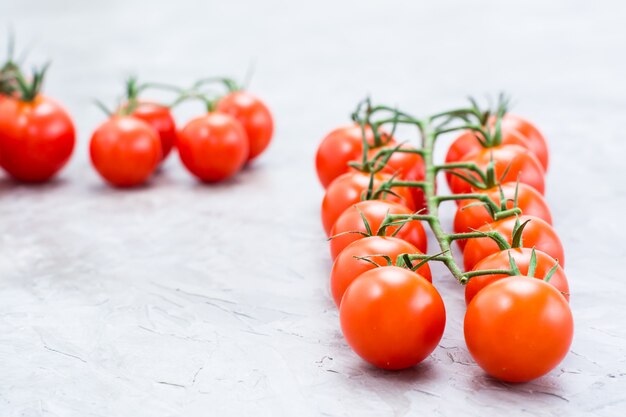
[1,0,625,415]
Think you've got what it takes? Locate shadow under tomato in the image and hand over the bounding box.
[0,174,69,192]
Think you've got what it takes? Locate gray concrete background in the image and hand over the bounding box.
[1,0,625,416]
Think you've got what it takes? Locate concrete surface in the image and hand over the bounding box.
[1,0,625,416]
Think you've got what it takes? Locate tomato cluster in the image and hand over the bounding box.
[0,53,273,187]
[315,98,573,383]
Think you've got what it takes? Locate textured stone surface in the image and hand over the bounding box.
[1,0,625,416]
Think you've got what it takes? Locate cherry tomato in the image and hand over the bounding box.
[0,95,75,182]
[89,116,161,187]
[320,171,415,236]
[449,145,545,195]
[464,277,573,382]
[500,114,549,171]
[454,182,552,249]
[465,248,569,305]
[216,91,273,161]
[331,236,431,308]
[340,266,445,370]
[129,102,177,161]
[463,215,565,271]
[329,200,428,260]
[315,124,390,188]
[178,113,249,182]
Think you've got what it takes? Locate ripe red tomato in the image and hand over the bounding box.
[464,277,573,382]
[320,171,415,236]
[500,113,549,171]
[315,124,389,188]
[90,116,161,187]
[449,145,545,195]
[216,91,273,161]
[0,95,75,182]
[129,102,177,161]
[463,215,565,271]
[340,266,445,370]
[177,113,249,182]
[465,248,569,305]
[331,236,431,308]
[454,182,552,249]
[329,200,427,259]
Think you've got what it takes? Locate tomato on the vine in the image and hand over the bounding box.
[216,91,273,161]
[454,182,552,249]
[177,112,249,182]
[449,144,545,195]
[90,116,161,187]
[128,102,177,161]
[463,215,564,271]
[340,266,445,370]
[465,248,569,305]
[315,124,390,188]
[464,277,573,382]
[0,95,75,182]
[329,200,427,260]
[320,171,414,236]
[499,113,549,171]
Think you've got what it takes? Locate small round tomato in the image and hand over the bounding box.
[340,266,445,370]
[500,114,549,171]
[454,182,552,249]
[0,95,75,182]
[465,248,569,305]
[89,116,161,187]
[320,171,414,236]
[449,144,545,196]
[329,200,428,260]
[463,215,564,271]
[464,277,573,382]
[129,102,177,161]
[315,124,389,188]
[331,236,431,307]
[178,113,249,182]
[216,91,273,161]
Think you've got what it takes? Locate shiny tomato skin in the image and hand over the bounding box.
[340,266,445,370]
[320,171,414,236]
[464,277,573,382]
[130,102,177,161]
[329,200,428,260]
[500,114,549,171]
[331,236,432,307]
[0,95,75,182]
[315,124,387,188]
[216,91,273,161]
[449,144,545,195]
[465,248,569,305]
[89,116,161,187]
[454,182,552,249]
[178,113,249,182]
[463,215,564,271]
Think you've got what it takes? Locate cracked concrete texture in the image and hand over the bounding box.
[1,0,625,416]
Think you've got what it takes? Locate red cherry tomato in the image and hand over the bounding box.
[0,95,75,182]
[331,236,431,308]
[216,91,273,161]
[463,215,565,271]
[178,113,249,182]
[465,248,569,305]
[454,182,552,249]
[130,102,177,161]
[500,113,549,171]
[340,266,445,370]
[329,200,427,260]
[89,116,161,187]
[449,145,545,195]
[464,277,573,382]
[320,171,415,236]
[315,124,390,188]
